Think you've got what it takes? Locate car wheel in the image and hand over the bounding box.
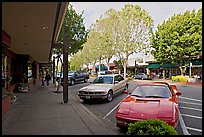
[106,90,113,102]
[71,80,75,85]
[84,78,88,83]
[141,77,144,80]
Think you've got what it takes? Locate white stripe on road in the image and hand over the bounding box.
[179,96,202,102]
[181,114,202,119]
[179,109,191,135]
[103,102,121,119]
[186,127,202,132]
[180,101,202,106]
[179,106,202,112]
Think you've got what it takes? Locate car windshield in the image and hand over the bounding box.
[92,76,113,84]
[68,71,74,76]
[131,85,171,98]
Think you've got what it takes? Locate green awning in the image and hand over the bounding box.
[192,60,202,65]
[147,63,160,69]
[160,63,177,68]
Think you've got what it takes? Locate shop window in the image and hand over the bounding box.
[28,63,33,83]
[2,54,8,97]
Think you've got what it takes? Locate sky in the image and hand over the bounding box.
[71,2,202,31]
[70,2,202,62]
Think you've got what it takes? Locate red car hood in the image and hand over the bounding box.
[117,96,174,119]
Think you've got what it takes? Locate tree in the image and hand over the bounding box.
[69,51,83,70]
[112,4,153,78]
[53,4,88,56]
[151,9,202,75]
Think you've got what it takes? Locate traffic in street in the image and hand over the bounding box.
[68,78,202,135]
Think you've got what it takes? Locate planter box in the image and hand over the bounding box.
[2,96,11,117]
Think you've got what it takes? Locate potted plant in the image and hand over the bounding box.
[18,83,29,92]
[5,91,17,103]
[18,72,29,92]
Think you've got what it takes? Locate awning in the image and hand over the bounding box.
[96,64,108,70]
[148,63,177,69]
[147,64,160,69]
[160,63,177,68]
[192,60,202,65]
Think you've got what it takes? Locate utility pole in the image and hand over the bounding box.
[63,26,68,103]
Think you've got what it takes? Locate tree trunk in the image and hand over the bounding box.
[163,69,165,79]
[179,66,183,76]
[123,54,128,78]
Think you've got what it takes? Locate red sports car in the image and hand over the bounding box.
[115,82,182,128]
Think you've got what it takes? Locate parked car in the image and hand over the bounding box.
[68,71,89,86]
[78,74,129,102]
[97,70,114,77]
[59,71,89,86]
[134,73,152,80]
[115,82,182,128]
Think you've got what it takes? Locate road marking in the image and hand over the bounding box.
[180,101,202,106]
[179,96,202,102]
[179,106,202,112]
[179,109,191,135]
[186,127,202,132]
[103,102,121,119]
[181,114,202,119]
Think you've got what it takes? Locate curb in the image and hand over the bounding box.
[69,90,118,135]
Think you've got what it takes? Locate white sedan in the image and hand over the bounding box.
[78,74,129,102]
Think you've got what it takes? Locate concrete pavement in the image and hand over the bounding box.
[2,81,119,135]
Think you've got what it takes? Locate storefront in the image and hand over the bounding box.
[186,59,202,77]
[2,2,68,117]
[147,63,180,79]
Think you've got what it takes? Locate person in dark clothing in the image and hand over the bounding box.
[45,70,51,86]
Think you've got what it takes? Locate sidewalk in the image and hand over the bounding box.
[151,78,202,87]
[132,78,202,87]
[2,81,119,135]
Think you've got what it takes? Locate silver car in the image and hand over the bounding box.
[134,73,152,80]
[78,74,129,102]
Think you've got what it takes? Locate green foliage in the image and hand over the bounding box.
[172,75,188,82]
[75,4,153,77]
[5,91,17,102]
[54,4,88,56]
[151,9,202,66]
[127,119,178,135]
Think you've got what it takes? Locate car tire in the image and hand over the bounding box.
[141,77,143,80]
[71,80,75,85]
[106,90,113,102]
[84,78,88,83]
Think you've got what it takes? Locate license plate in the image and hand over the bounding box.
[85,96,90,99]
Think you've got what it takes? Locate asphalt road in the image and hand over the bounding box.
[68,79,202,135]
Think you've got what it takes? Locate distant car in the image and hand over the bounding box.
[134,73,152,80]
[97,70,114,77]
[115,82,182,129]
[78,74,129,102]
[68,71,89,86]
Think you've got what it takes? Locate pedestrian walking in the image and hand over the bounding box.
[45,70,51,86]
[41,71,45,87]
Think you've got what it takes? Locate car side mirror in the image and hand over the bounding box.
[114,81,119,84]
[173,91,182,96]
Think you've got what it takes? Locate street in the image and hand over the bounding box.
[68,79,202,135]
